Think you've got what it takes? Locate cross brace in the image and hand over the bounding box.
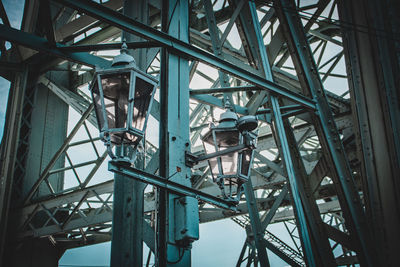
[45,0,316,110]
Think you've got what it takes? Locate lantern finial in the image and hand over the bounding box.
[223,97,232,110]
[112,41,136,67]
[121,41,128,53]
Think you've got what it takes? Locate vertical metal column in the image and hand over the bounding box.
[275,0,375,265]
[247,2,335,265]
[110,1,149,266]
[2,70,70,267]
[338,0,400,265]
[242,181,270,267]
[157,0,169,264]
[0,69,28,265]
[111,145,143,267]
[158,1,198,266]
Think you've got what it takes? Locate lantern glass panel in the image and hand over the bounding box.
[100,72,131,130]
[132,76,154,132]
[214,130,239,176]
[203,141,218,178]
[240,149,252,177]
[100,72,138,144]
[215,130,239,147]
[220,152,238,175]
[91,81,105,130]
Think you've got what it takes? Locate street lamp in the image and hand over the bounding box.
[90,42,157,164]
[187,107,258,202]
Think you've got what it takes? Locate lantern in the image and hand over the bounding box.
[90,43,157,163]
[201,109,258,202]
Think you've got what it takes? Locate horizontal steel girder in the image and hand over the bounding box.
[47,0,316,110]
[108,162,237,211]
[18,197,340,240]
[0,24,109,68]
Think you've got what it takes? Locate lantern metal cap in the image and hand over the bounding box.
[112,42,136,67]
[237,115,258,132]
[219,110,238,123]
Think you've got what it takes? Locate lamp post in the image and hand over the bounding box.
[90,42,157,164]
[90,41,257,266]
[187,105,258,203]
[89,42,157,267]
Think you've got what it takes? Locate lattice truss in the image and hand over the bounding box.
[1,0,367,266]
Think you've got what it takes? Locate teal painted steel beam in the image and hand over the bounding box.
[0,24,109,68]
[22,104,94,205]
[337,1,400,265]
[242,181,270,267]
[190,94,248,115]
[41,0,57,46]
[58,41,159,52]
[49,0,317,110]
[275,0,375,266]
[190,85,260,95]
[247,2,336,266]
[108,162,237,211]
[0,69,29,265]
[158,45,168,267]
[202,0,235,107]
[270,97,316,267]
[262,238,302,267]
[244,1,318,264]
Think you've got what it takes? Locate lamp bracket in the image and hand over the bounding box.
[101,132,138,164]
[108,161,238,210]
[185,144,247,167]
[242,131,258,149]
[185,151,198,168]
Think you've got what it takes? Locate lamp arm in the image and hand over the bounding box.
[242,130,258,149]
[185,144,247,167]
[198,144,247,161]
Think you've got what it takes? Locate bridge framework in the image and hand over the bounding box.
[0,0,399,266]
